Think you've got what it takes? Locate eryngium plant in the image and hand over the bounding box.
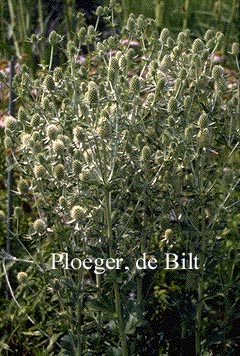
[4,14,240,356]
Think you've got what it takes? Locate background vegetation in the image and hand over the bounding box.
[0,1,239,355]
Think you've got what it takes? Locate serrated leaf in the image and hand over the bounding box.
[87,297,115,315]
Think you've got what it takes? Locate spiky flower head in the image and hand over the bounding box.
[70,205,85,222]
[48,30,62,45]
[201,49,209,61]
[87,81,98,104]
[167,97,178,113]
[177,31,186,43]
[141,145,151,162]
[127,16,135,32]
[18,106,28,122]
[161,54,172,69]
[73,126,85,142]
[231,42,239,56]
[130,75,140,93]
[34,164,46,179]
[42,96,52,111]
[212,65,224,80]
[4,116,17,131]
[137,14,145,30]
[33,219,47,234]
[98,117,111,139]
[67,41,76,58]
[109,57,119,72]
[52,139,65,156]
[78,27,87,42]
[17,271,28,283]
[160,28,169,44]
[192,38,204,52]
[54,164,65,181]
[46,124,60,140]
[72,160,82,175]
[96,5,104,17]
[197,112,208,128]
[155,77,165,96]
[31,114,41,127]
[119,55,127,70]
[204,29,213,42]
[44,75,55,91]
[18,179,29,195]
[53,67,63,82]
[197,128,211,146]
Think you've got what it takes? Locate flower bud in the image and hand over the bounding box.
[31,114,41,127]
[231,42,239,56]
[160,28,169,44]
[197,128,211,146]
[141,145,151,161]
[48,30,61,45]
[78,27,87,42]
[4,116,17,131]
[52,139,65,156]
[109,57,119,72]
[18,106,27,122]
[33,219,47,234]
[155,77,165,96]
[192,38,204,52]
[167,97,178,113]
[46,124,60,140]
[87,81,98,104]
[73,126,85,142]
[59,196,68,209]
[130,75,140,93]
[34,164,46,179]
[204,29,213,42]
[96,6,104,17]
[197,112,208,128]
[53,67,63,81]
[17,272,28,283]
[72,160,82,175]
[212,65,224,80]
[44,75,55,91]
[98,117,111,139]
[18,179,29,194]
[54,163,65,181]
[70,205,85,221]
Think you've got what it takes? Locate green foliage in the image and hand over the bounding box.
[0,8,240,356]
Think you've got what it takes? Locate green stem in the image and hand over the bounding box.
[37,0,44,35]
[155,0,164,29]
[104,189,128,356]
[7,0,21,57]
[183,0,190,30]
[223,0,238,53]
[49,44,54,71]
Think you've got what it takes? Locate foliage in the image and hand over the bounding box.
[0,6,240,356]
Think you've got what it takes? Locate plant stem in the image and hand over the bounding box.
[37,0,44,35]
[223,0,238,53]
[104,189,128,356]
[155,0,164,29]
[183,0,190,30]
[7,0,21,57]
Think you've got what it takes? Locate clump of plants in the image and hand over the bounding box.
[1,8,240,356]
